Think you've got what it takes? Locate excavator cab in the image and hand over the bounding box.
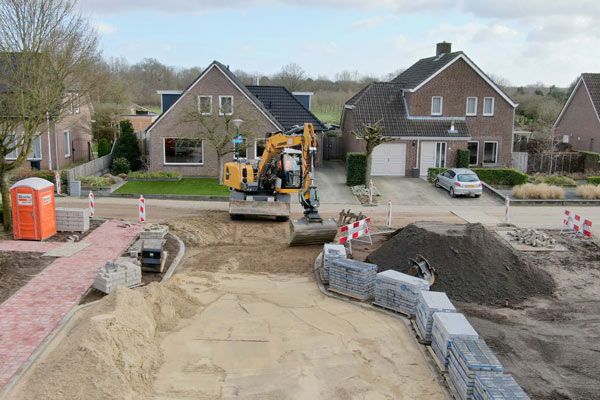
[279,150,302,189]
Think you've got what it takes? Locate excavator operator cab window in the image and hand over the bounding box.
[281,153,302,189]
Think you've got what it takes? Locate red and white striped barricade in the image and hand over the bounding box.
[387,200,392,227]
[89,191,95,217]
[54,171,61,195]
[560,210,577,234]
[139,195,146,223]
[574,219,593,241]
[369,180,373,204]
[339,217,372,253]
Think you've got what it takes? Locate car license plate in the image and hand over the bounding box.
[467,185,476,188]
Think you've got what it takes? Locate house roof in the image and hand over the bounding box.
[391,52,517,108]
[246,85,326,131]
[348,82,470,138]
[147,60,284,133]
[554,73,600,128]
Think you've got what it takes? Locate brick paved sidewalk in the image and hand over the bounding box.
[0,220,142,390]
[0,241,62,253]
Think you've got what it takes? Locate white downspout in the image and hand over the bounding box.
[416,139,420,169]
[54,128,59,170]
[46,112,53,170]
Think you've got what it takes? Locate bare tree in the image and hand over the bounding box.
[351,122,393,184]
[0,0,99,229]
[178,100,263,184]
[275,63,305,91]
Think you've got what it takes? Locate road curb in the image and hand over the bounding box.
[161,232,186,282]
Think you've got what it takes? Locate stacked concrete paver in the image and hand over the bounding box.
[329,258,376,300]
[448,339,504,400]
[93,261,141,294]
[374,270,429,315]
[323,243,346,282]
[474,375,531,400]
[416,291,456,342]
[55,208,89,232]
[431,312,479,370]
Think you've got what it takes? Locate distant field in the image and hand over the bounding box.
[313,108,341,124]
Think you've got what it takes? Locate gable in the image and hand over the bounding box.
[554,77,600,129]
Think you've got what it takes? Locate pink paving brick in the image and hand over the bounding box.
[0,241,62,253]
[0,220,142,390]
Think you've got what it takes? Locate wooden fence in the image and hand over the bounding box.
[323,135,342,160]
[527,152,585,174]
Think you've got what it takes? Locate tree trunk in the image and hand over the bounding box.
[0,172,12,231]
[217,154,224,185]
[365,151,372,186]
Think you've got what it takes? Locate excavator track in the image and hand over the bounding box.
[289,217,338,246]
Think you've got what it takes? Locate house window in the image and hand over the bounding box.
[466,97,477,116]
[483,141,498,164]
[27,135,42,160]
[431,96,443,116]
[5,133,18,160]
[467,141,479,165]
[219,96,233,116]
[198,96,212,116]
[255,138,266,159]
[64,131,71,158]
[435,142,447,167]
[483,97,495,116]
[163,138,203,165]
[233,137,247,160]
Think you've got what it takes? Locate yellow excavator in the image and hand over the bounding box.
[223,123,338,246]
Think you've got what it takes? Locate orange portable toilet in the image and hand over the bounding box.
[11,177,57,240]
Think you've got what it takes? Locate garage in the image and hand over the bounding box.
[371,143,406,176]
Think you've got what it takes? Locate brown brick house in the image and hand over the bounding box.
[341,42,518,176]
[146,61,326,176]
[553,73,600,152]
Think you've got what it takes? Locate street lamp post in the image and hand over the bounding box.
[232,118,244,159]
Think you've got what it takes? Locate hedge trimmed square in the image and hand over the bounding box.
[587,176,600,185]
[346,152,366,186]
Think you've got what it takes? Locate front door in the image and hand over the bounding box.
[420,142,447,176]
[14,189,36,239]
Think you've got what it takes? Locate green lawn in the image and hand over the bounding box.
[115,178,230,196]
[313,110,341,124]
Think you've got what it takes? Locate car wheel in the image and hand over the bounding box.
[450,188,456,198]
[435,179,441,188]
[474,194,481,198]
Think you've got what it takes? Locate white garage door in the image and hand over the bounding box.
[371,143,406,176]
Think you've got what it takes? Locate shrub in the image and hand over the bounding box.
[587,176,600,185]
[118,173,128,179]
[128,171,182,179]
[112,120,141,171]
[30,169,67,187]
[533,175,576,185]
[346,152,367,186]
[76,176,111,187]
[457,149,470,168]
[512,183,564,199]
[427,167,448,182]
[111,157,131,175]
[97,138,111,157]
[577,184,600,199]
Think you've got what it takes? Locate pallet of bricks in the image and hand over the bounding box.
[474,375,530,400]
[322,243,347,283]
[374,270,429,316]
[447,338,504,400]
[416,291,456,343]
[329,258,376,300]
[93,261,141,294]
[55,208,89,232]
[431,312,479,372]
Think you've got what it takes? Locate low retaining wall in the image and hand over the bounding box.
[98,193,229,202]
[483,182,600,206]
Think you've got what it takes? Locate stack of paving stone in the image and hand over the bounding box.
[448,339,504,400]
[373,270,429,315]
[329,258,376,300]
[323,243,347,282]
[416,291,456,342]
[55,208,89,232]
[140,223,169,239]
[474,375,530,400]
[93,261,142,294]
[431,312,479,370]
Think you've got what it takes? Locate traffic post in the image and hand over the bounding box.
[89,191,94,217]
[54,171,61,195]
[139,195,146,223]
[387,200,392,227]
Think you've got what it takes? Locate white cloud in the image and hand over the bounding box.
[94,22,117,35]
[428,23,518,45]
[298,41,339,55]
[351,16,385,30]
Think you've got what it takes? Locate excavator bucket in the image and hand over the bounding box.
[289,217,338,246]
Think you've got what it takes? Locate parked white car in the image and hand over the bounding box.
[435,168,483,198]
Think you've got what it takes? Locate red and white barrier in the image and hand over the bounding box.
[339,217,372,252]
[574,219,593,241]
[561,210,594,241]
[139,195,146,223]
[387,200,392,227]
[505,197,510,225]
[54,171,61,195]
[89,191,94,217]
[369,180,373,204]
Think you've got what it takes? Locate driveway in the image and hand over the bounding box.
[372,176,502,207]
[315,161,360,205]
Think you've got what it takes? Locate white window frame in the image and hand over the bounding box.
[74,92,80,114]
[483,141,498,165]
[467,141,479,166]
[435,142,447,168]
[431,96,443,116]
[219,96,234,116]
[254,138,267,160]
[69,93,74,114]
[162,137,204,166]
[466,97,477,116]
[5,132,18,160]
[27,134,43,161]
[198,95,212,116]
[483,97,495,116]
[64,130,71,158]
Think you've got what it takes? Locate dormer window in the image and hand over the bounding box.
[483,97,495,116]
[431,96,443,116]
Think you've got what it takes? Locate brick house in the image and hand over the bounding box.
[341,42,518,176]
[117,104,158,133]
[553,73,600,152]
[146,60,326,176]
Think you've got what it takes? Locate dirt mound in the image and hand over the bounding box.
[367,222,555,305]
[6,276,200,400]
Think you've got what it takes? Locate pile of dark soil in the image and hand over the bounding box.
[367,222,555,305]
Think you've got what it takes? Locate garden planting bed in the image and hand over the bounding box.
[0,252,58,305]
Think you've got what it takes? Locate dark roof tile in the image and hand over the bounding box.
[582,73,600,119]
[391,52,463,89]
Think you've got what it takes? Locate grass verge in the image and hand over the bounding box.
[115,178,230,196]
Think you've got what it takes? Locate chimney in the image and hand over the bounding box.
[436,42,452,56]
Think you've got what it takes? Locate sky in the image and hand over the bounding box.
[79,0,600,87]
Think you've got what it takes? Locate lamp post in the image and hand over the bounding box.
[232,118,244,159]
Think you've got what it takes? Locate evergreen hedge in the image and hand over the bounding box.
[587,176,600,185]
[112,120,141,171]
[98,138,111,157]
[346,152,367,186]
[427,167,528,186]
[457,148,470,168]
